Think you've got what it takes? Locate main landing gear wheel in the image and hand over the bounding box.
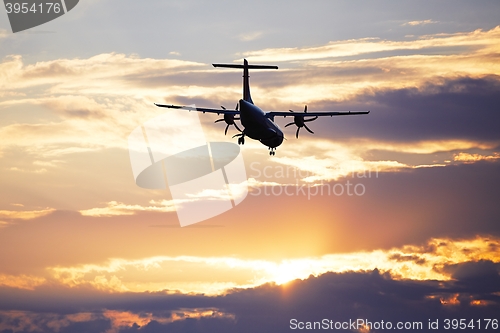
[233,133,245,145]
[269,148,276,156]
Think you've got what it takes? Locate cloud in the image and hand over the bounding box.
[441,259,500,294]
[0,54,208,158]
[2,27,499,129]
[0,308,234,333]
[0,308,236,333]
[0,236,488,296]
[78,182,248,218]
[0,264,499,333]
[2,29,499,166]
[9,166,48,173]
[238,31,264,42]
[103,309,235,333]
[6,53,202,85]
[0,275,46,290]
[0,208,55,220]
[0,311,111,333]
[79,200,178,217]
[1,159,499,281]
[247,137,499,184]
[402,19,438,26]
[0,30,499,331]
[454,152,500,163]
[239,26,500,62]
[300,76,500,146]
[222,27,500,107]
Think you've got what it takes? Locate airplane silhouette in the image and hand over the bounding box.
[155,59,369,155]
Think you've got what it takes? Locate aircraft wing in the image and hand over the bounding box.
[154,103,239,115]
[266,110,370,119]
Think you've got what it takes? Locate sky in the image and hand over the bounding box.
[1,0,500,332]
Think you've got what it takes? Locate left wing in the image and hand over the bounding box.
[154,103,239,115]
[266,110,369,120]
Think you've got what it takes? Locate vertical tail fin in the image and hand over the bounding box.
[242,59,251,103]
[212,59,278,104]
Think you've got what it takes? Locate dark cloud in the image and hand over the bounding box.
[441,260,500,294]
[58,319,111,333]
[445,260,500,281]
[0,268,499,333]
[308,75,500,143]
[119,317,236,333]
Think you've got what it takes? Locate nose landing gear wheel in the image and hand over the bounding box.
[269,148,276,156]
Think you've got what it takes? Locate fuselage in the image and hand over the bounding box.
[239,99,284,149]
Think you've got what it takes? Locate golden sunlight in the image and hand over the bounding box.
[39,236,500,295]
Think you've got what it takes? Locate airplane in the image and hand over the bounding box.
[155,59,369,155]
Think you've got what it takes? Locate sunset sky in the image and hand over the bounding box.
[1,1,500,332]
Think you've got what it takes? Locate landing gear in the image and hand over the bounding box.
[268,147,276,156]
[233,132,245,145]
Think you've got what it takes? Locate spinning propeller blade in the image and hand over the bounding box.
[287,105,317,138]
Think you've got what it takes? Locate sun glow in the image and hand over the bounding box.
[36,236,500,295]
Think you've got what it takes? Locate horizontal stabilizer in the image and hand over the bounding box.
[213,64,278,70]
[213,59,277,104]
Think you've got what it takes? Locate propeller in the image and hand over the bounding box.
[214,103,241,135]
[284,105,318,138]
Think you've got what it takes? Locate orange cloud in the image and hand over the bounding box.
[103,309,235,333]
[0,274,46,290]
[440,293,461,306]
[0,208,55,220]
[453,152,500,163]
[41,236,499,295]
[1,27,499,162]
[79,200,178,217]
[240,26,500,62]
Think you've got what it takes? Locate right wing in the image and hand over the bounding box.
[267,110,370,118]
